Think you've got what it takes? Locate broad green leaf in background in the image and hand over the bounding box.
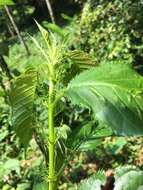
[42,21,67,38]
[105,137,127,155]
[115,165,139,179]
[78,139,101,151]
[79,178,102,190]
[114,170,143,190]
[66,122,112,151]
[67,63,143,136]
[16,183,31,190]
[0,159,20,179]
[66,122,95,151]
[78,171,106,190]
[30,167,49,190]
[78,166,143,190]
[10,69,37,146]
[0,0,14,6]
[32,180,48,190]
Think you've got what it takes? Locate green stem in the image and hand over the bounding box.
[48,79,56,190]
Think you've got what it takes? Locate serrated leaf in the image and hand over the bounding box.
[94,170,106,184]
[78,175,102,190]
[67,63,143,136]
[10,69,37,146]
[67,50,96,70]
[35,20,49,44]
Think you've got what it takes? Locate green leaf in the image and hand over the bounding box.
[79,124,112,151]
[78,139,101,151]
[32,178,48,190]
[0,159,20,179]
[67,63,143,136]
[34,20,49,45]
[16,183,31,190]
[93,124,113,138]
[0,0,14,5]
[33,182,48,190]
[78,175,103,190]
[115,165,139,179]
[10,69,37,146]
[42,21,67,38]
[55,140,66,174]
[0,42,9,56]
[66,122,94,150]
[106,137,127,155]
[114,170,143,190]
[78,167,143,190]
[66,122,112,151]
[67,50,96,70]
[63,50,95,84]
[56,124,71,140]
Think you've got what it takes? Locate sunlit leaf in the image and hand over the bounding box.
[0,159,20,179]
[10,69,37,146]
[0,0,14,6]
[67,63,143,136]
[67,50,96,70]
[114,169,143,190]
[78,174,103,190]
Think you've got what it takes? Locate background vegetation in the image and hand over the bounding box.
[1,0,143,189]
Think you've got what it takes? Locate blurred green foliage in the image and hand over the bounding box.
[0,0,143,189]
[74,0,143,71]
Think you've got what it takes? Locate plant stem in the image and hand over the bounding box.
[0,55,13,80]
[45,0,55,23]
[48,79,56,190]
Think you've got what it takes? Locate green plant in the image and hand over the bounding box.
[78,166,143,190]
[0,0,14,6]
[9,24,143,190]
[71,0,143,74]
